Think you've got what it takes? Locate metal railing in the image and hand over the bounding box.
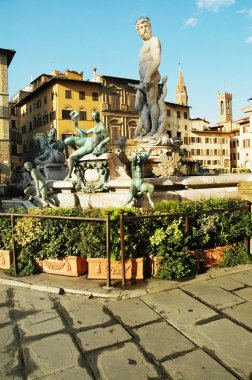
[0,202,251,288]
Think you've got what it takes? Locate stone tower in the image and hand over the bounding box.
[175,66,188,106]
[218,92,232,123]
[0,48,15,183]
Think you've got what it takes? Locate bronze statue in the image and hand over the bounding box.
[64,110,110,180]
[24,162,56,207]
[125,151,154,208]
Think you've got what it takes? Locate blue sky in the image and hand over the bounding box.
[1,0,252,125]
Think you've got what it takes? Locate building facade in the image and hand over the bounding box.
[0,48,15,183]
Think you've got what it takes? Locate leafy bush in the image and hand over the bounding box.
[1,198,251,278]
[154,250,196,280]
[219,243,252,267]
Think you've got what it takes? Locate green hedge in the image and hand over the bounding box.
[1,199,251,277]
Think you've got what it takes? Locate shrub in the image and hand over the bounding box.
[219,243,252,267]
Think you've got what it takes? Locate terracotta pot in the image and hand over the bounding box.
[147,255,164,277]
[192,246,228,269]
[0,250,13,269]
[36,256,87,277]
[87,257,145,280]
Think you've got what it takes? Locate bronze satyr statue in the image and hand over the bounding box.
[125,151,154,208]
[64,110,110,180]
[24,162,56,207]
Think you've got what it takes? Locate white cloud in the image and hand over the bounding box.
[197,0,235,12]
[237,9,252,17]
[246,35,252,44]
[184,17,199,27]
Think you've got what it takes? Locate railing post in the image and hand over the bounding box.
[119,209,126,288]
[245,201,251,255]
[184,209,189,252]
[11,214,18,276]
[105,211,111,287]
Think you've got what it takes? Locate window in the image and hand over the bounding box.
[65,90,72,99]
[33,117,37,129]
[43,114,49,125]
[11,107,15,115]
[44,96,47,105]
[50,111,56,121]
[214,149,218,155]
[92,92,99,101]
[79,111,87,120]
[29,122,32,131]
[11,144,17,155]
[29,105,32,113]
[11,120,16,129]
[36,99,42,108]
[221,101,224,115]
[184,137,189,144]
[22,125,26,133]
[213,138,218,143]
[177,132,181,138]
[184,112,188,119]
[79,91,85,100]
[185,125,188,130]
[167,109,171,117]
[177,111,180,118]
[191,137,195,143]
[62,109,72,119]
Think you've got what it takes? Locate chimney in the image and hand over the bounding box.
[93,67,97,81]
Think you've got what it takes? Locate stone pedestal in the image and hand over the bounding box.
[38,163,68,180]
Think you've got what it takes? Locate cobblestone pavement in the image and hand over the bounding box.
[1,267,252,379]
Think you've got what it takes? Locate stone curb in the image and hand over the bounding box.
[0,278,63,295]
[0,264,252,299]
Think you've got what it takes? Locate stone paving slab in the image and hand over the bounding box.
[87,342,161,379]
[209,276,246,291]
[77,324,132,352]
[18,311,65,338]
[39,366,94,380]
[183,281,244,310]
[0,307,11,324]
[234,286,252,302]
[133,320,195,362]
[14,287,55,312]
[162,348,237,380]
[0,285,9,303]
[182,318,252,379]
[104,298,160,327]
[229,271,252,287]
[223,301,252,329]
[58,296,111,328]
[142,289,217,329]
[0,324,16,348]
[0,350,23,377]
[23,333,82,380]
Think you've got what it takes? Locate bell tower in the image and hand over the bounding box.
[218,92,232,123]
[175,65,188,106]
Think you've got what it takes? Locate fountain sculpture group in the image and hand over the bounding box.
[5,16,243,211]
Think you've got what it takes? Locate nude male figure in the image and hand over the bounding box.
[136,17,161,135]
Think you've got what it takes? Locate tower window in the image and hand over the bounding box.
[221,101,224,115]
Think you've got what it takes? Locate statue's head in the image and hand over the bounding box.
[91,109,100,121]
[136,17,152,40]
[24,162,33,171]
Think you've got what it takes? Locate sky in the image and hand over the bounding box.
[1,0,252,125]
